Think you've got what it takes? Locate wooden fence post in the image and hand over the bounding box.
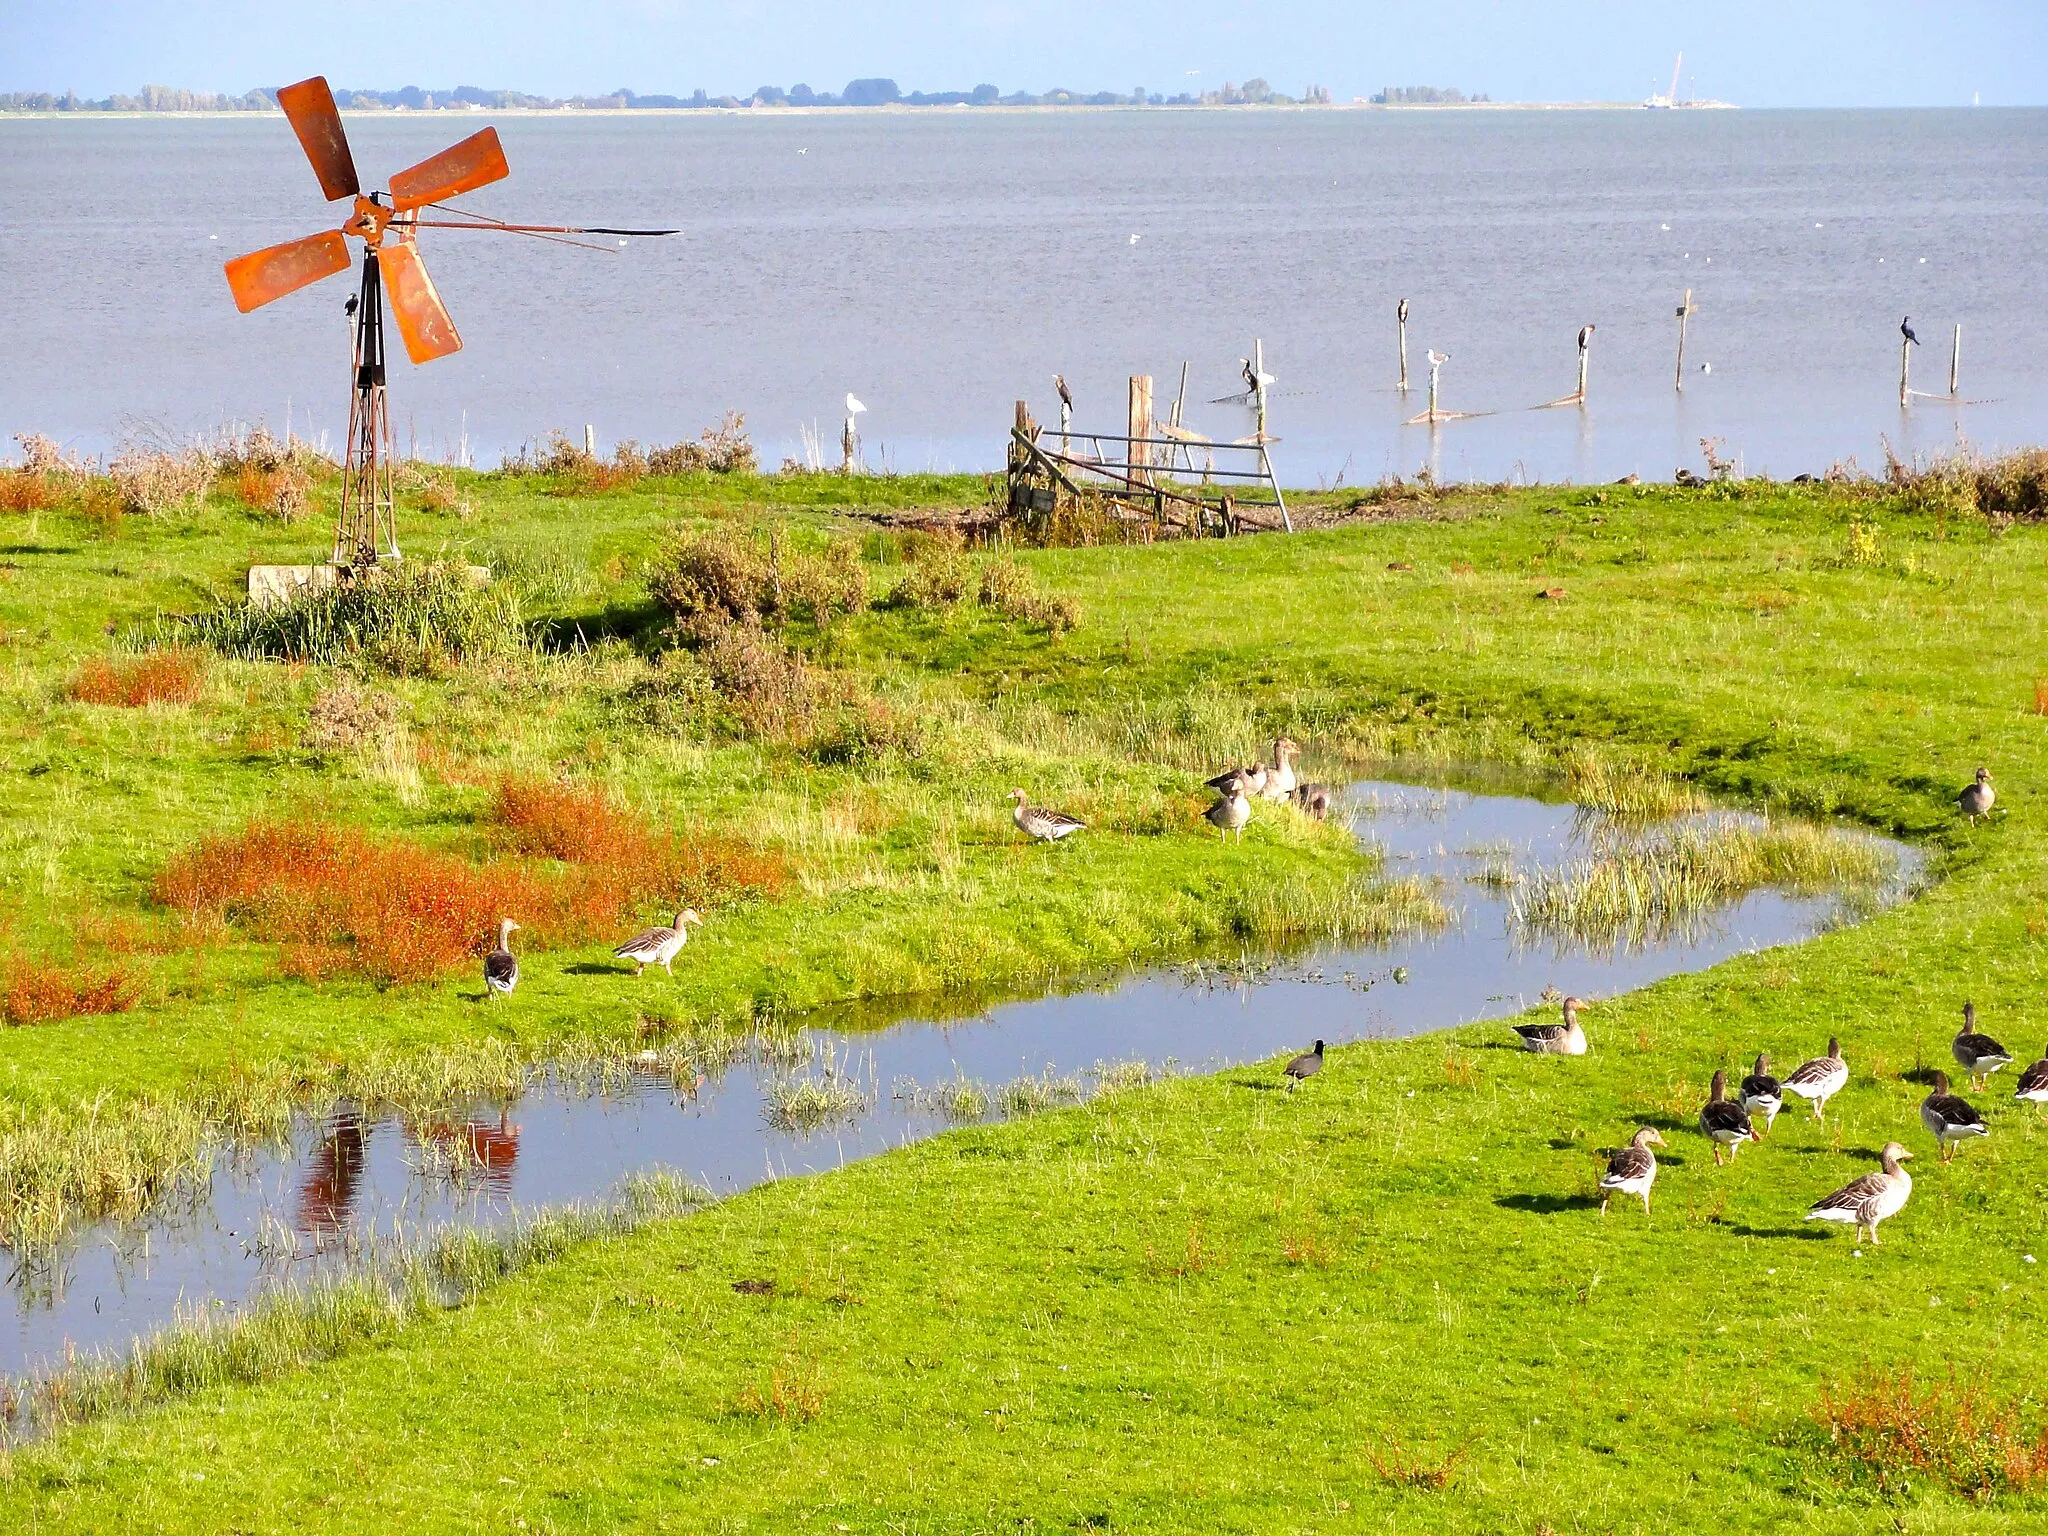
[1128,375,1153,487]
[1674,291,1692,392]
[1950,325,1962,397]
[1397,298,1410,391]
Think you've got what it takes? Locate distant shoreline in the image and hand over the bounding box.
[0,100,1740,121]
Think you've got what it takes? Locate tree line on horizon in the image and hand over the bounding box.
[0,78,1496,113]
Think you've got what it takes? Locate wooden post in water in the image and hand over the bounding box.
[1899,331,1912,407]
[1576,324,1594,404]
[1128,374,1153,487]
[1950,325,1962,397]
[584,424,596,457]
[1673,291,1693,392]
[1397,298,1410,391]
[1426,351,1445,422]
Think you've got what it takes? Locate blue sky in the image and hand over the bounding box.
[4,0,2043,106]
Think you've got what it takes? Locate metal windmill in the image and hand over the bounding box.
[223,76,674,567]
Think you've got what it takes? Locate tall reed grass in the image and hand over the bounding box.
[180,560,525,671]
[1510,819,1894,947]
[1562,748,1706,822]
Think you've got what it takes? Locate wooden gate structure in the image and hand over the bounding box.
[1004,375,1291,538]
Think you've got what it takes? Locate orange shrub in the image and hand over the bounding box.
[69,651,204,707]
[157,807,787,988]
[3,960,138,1026]
[0,469,59,513]
[1814,1366,2048,1498]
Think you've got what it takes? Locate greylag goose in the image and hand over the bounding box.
[1261,737,1301,802]
[1283,1039,1324,1088]
[1599,1126,1665,1216]
[1782,1036,1848,1121]
[1806,1142,1914,1245]
[1205,761,1269,798]
[1952,1001,2012,1091]
[1739,1053,1783,1136]
[2013,1046,2048,1118]
[614,908,704,976]
[1959,766,1995,824]
[1204,776,1252,842]
[1009,788,1086,843]
[484,918,520,1000]
[1699,1069,1760,1165]
[1920,1071,1989,1163]
[1293,782,1334,820]
[1512,995,1588,1055]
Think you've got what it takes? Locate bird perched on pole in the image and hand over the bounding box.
[1901,316,1920,347]
[842,393,866,471]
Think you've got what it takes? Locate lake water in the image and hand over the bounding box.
[0,779,1917,1385]
[1,108,2044,483]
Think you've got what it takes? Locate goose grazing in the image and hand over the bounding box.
[1739,1053,1783,1136]
[1599,1126,1665,1217]
[1283,1039,1325,1089]
[1782,1036,1849,1121]
[1959,766,1994,824]
[1920,1071,1989,1163]
[1512,995,1588,1056]
[1953,1001,2012,1090]
[2013,1046,2048,1118]
[484,918,520,1000]
[1293,782,1334,821]
[1806,1142,1914,1245]
[614,908,704,977]
[1204,775,1252,842]
[1699,1069,1760,1165]
[1261,737,1301,802]
[1009,788,1086,843]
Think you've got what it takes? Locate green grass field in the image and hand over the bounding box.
[3,449,2047,1531]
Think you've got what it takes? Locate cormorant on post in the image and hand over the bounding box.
[1901,316,1920,346]
[1054,374,1073,412]
[1578,323,1596,350]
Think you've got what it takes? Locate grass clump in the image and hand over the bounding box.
[66,648,205,707]
[978,555,1081,636]
[648,525,868,633]
[1563,747,1706,822]
[1230,872,1446,943]
[3,959,140,1027]
[0,1096,213,1250]
[1811,1365,2048,1500]
[1511,818,1894,946]
[180,560,524,672]
[764,1054,874,1133]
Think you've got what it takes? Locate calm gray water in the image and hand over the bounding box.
[0,779,1916,1383]
[1,109,2044,482]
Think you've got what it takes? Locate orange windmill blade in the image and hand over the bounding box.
[220,75,680,569]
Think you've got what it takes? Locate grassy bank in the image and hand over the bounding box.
[3,447,2047,1527]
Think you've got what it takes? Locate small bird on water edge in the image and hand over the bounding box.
[1283,1040,1324,1089]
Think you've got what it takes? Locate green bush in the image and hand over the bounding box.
[181,561,525,672]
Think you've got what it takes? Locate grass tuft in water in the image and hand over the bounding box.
[1562,747,1707,823]
[1510,818,1895,947]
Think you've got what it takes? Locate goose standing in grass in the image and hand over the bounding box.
[1739,1053,1784,1136]
[1921,1071,1989,1163]
[1699,1069,1760,1165]
[1204,774,1252,842]
[1782,1036,1848,1122]
[484,918,520,1000]
[2013,1047,2048,1118]
[614,908,704,977]
[1206,760,1269,799]
[1953,1001,2012,1091]
[1293,782,1334,821]
[1806,1142,1914,1246]
[1512,995,1588,1055]
[1009,788,1086,844]
[1261,737,1301,802]
[1599,1127,1665,1217]
[1283,1040,1324,1089]
[1959,766,1995,824]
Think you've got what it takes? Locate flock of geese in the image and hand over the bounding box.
[1562,997,2047,1248]
[1009,736,1335,846]
[480,752,2009,1254]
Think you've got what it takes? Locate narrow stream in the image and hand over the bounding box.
[1,779,1920,1380]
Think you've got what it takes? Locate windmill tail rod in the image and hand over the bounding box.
[411,221,680,235]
